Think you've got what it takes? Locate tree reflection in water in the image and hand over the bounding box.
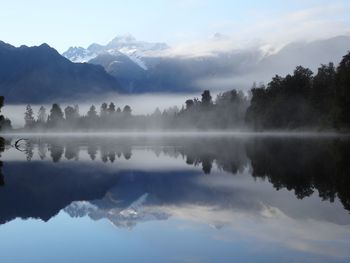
[0,135,349,224]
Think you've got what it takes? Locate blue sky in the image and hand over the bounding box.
[0,0,349,52]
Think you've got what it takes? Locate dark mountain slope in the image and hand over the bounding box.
[0,41,122,103]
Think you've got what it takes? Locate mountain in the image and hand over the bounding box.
[63,35,350,93]
[89,53,148,92]
[0,41,122,103]
[63,34,169,70]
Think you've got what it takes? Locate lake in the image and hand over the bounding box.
[0,133,349,263]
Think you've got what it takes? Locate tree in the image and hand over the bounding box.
[201,90,212,107]
[0,96,11,131]
[290,66,313,97]
[336,51,350,126]
[64,106,76,121]
[48,104,64,125]
[246,66,315,129]
[24,104,35,128]
[123,105,132,116]
[100,103,108,118]
[185,99,194,110]
[311,63,336,125]
[87,105,98,119]
[37,106,47,123]
[108,102,116,115]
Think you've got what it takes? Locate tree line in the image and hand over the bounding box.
[23,102,133,130]
[246,51,350,130]
[1,51,350,131]
[22,89,249,130]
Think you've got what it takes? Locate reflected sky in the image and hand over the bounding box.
[0,135,349,263]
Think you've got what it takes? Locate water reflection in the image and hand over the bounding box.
[0,135,350,261]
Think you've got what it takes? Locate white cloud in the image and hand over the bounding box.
[149,2,350,58]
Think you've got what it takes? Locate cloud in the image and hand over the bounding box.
[148,2,350,58]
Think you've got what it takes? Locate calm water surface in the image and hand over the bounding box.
[0,134,349,263]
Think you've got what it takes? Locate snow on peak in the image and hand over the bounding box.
[63,35,169,70]
[62,46,97,63]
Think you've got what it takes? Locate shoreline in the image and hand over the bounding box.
[1,130,349,138]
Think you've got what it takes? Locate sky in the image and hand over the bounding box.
[1,0,350,53]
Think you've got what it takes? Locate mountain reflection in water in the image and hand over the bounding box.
[0,135,349,262]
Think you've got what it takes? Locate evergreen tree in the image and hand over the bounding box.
[123,105,132,116]
[185,99,194,110]
[0,96,11,131]
[24,104,35,128]
[100,103,108,118]
[64,106,76,121]
[87,105,98,119]
[108,102,116,115]
[312,63,336,125]
[336,52,350,126]
[48,104,64,125]
[37,106,47,123]
[201,90,212,107]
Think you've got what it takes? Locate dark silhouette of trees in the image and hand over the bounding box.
[108,102,116,115]
[201,90,212,107]
[246,66,316,129]
[49,143,64,162]
[246,51,350,130]
[88,144,98,160]
[0,96,11,131]
[246,138,350,211]
[25,141,34,161]
[65,143,79,160]
[185,99,194,110]
[202,157,213,174]
[64,106,76,121]
[48,104,64,126]
[123,105,132,116]
[87,105,98,119]
[335,52,350,127]
[100,103,108,118]
[108,151,116,163]
[311,63,336,126]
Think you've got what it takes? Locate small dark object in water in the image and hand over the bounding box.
[14,138,28,152]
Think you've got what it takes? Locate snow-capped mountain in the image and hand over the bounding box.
[62,35,350,94]
[64,192,169,229]
[63,34,169,70]
[62,47,96,63]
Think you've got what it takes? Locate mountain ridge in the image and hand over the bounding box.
[0,41,123,103]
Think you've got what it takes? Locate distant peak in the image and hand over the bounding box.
[39,43,52,49]
[0,40,15,49]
